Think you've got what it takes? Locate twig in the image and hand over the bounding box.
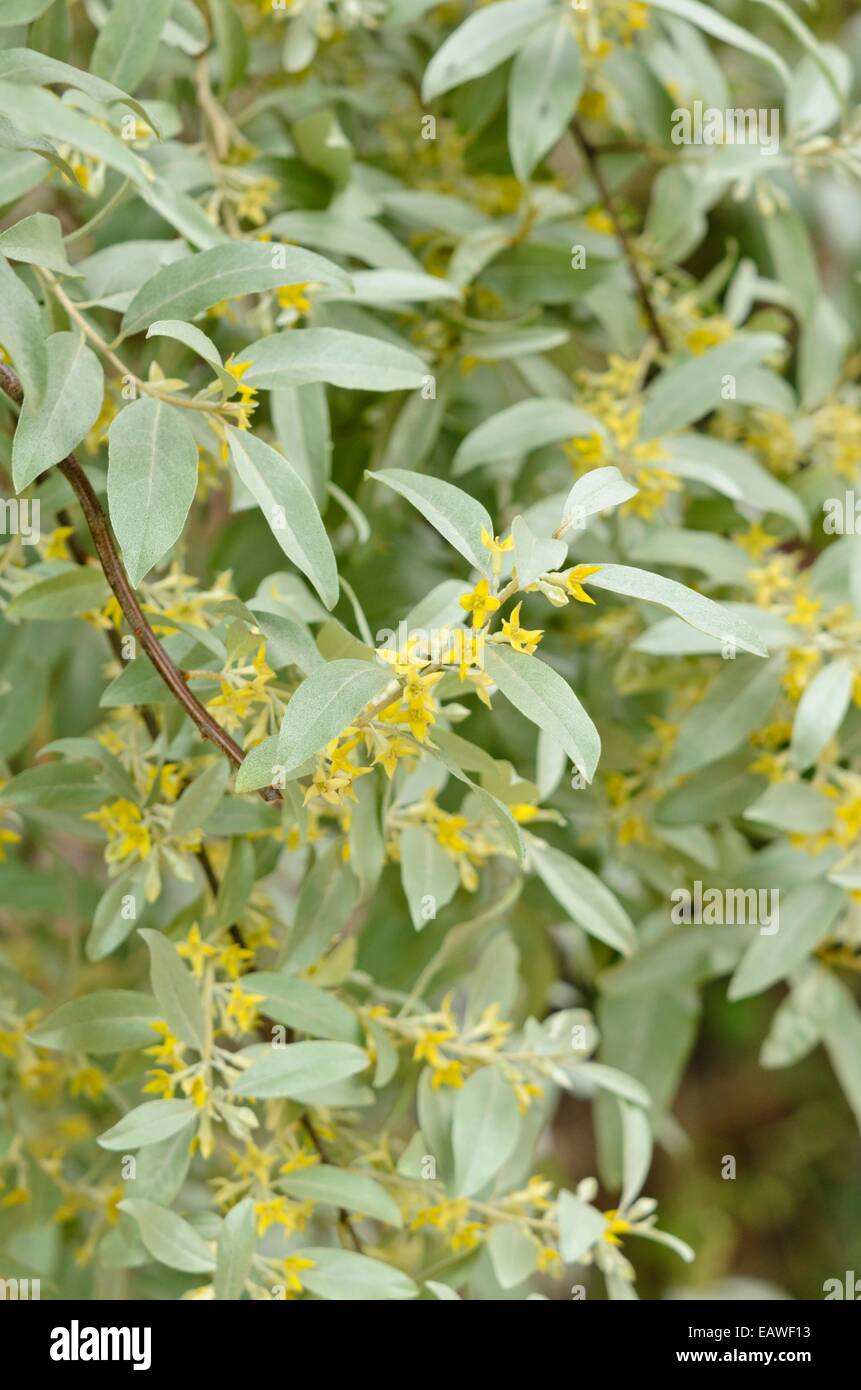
[300,1114,364,1253]
[572,121,670,354]
[64,177,132,247]
[0,361,281,805]
[41,270,223,415]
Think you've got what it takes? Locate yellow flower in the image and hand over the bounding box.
[459,578,500,630]
[786,593,822,629]
[144,1021,186,1070]
[783,647,821,701]
[536,1245,562,1274]
[143,1069,176,1098]
[85,595,123,632]
[430,1059,466,1089]
[177,924,218,978]
[235,175,278,226]
[303,757,372,807]
[254,1196,313,1237]
[737,522,779,559]
[625,466,682,519]
[413,1027,456,1068]
[567,431,606,467]
[686,321,731,355]
[217,941,254,979]
[280,1146,320,1175]
[69,1065,105,1100]
[584,208,615,235]
[410,1199,470,1232]
[276,282,315,316]
[480,527,514,576]
[435,813,470,855]
[0,1186,30,1209]
[500,602,543,654]
[438,627,485,681]
[449,1220,484,1252]
[579,89,608,121]
[749,556,794,607]
[183,1073,208,1108]
[565,564,602,604]
[254,1196,291,1237]
[0,824,22,861]
[279,1254,316,1296]
[40,526,75,561]
[160,762,185,801]
[222,353,258,429]
[224,983,265,1035]
[85,799,151,862]
[602,1208,632,1247]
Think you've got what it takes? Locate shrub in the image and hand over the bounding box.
[0,0,858,1302]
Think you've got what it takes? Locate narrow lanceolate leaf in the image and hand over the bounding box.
[12,332,104,490]
[276,659,394,772]
[529,838,637,957]
[27,990,161,1054]
[647,0,791,84]
[484,643,600,783]
[429,736,525,864]
[453,398,604,475]
[488,1224,538,1289]
[118,1200,216,1274]
[0,48,157,132]
[0,112,76,185]
[91,0,172,92]
[170,760,230,838]
[146,319,222,367]
[640,334,784,438]
[557,1191,607,1262]
[584,564,768,657]
[98,1099,198,1150]
[107,396,198,585]
[279,1166,403,1227]
[121,243,349,335]
[0,253,47,404]
[227,426,338,611]
[139,928,206,1053]
[452,1067,521,1197]
[296,1248,418,1301]
[242,972,360,1043]
[561,466,638,529]
[0,1,56,25]
[728,881,845,1002]
[511,515,567,588]
[281,841,359,973]
[367,468,494,576]
[0,213,79,276]
[668,656,786,778]
[8,567,108,621]
[422,0,557,100]
[241,328,427,392]
[531,834,639,956]
[214,1198,255,1300]
[790,659,854,771]
[229,1041,368,1100]
[399,823,460,930]
[508,18,583,181]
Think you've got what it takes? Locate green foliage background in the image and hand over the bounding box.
[0,0,860,1301]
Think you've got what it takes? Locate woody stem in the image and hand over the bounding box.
[0,361,281,805]
[572,121,670,354]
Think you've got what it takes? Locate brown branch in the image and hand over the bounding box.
[572,121,670,354]
[0,361,281,805]
[300,1114,364,1253]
